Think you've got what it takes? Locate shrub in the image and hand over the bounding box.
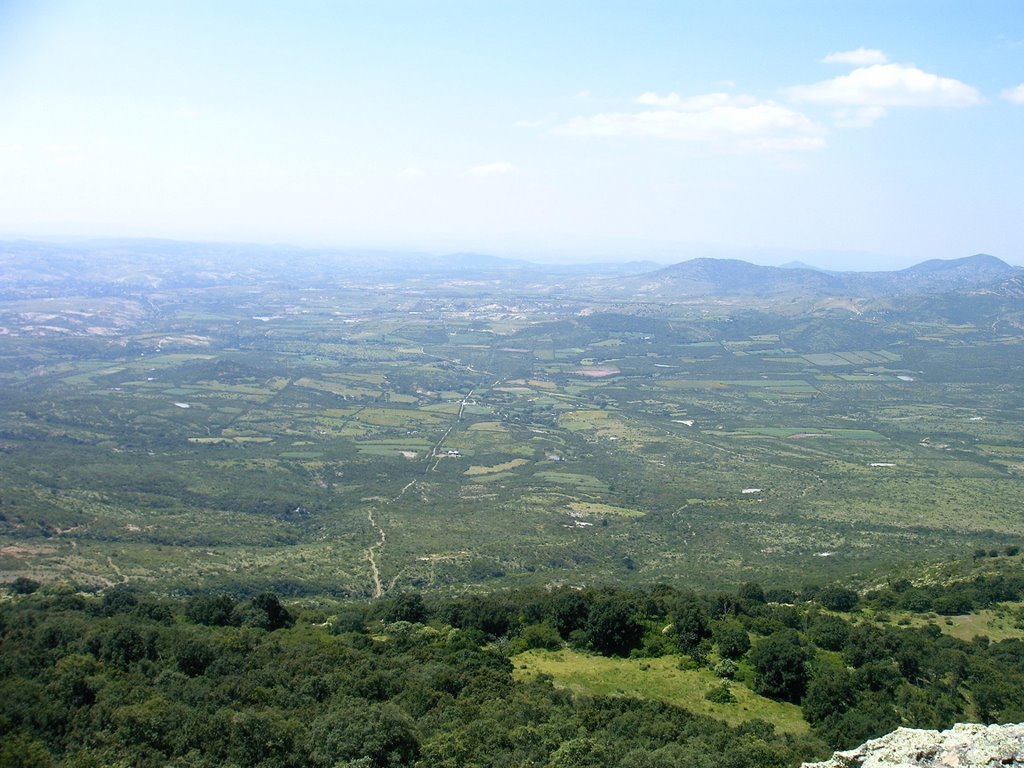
[713,659,738,679]
[705,682,737,704]
[517,622,562,651]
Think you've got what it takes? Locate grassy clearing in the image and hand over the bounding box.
[567,501,644,518]
[187,436,274,445]
[294,377,381,398]
[802,351,897,366]
[468,421,509,432]
[465,471,517,484]
[535,472,608,493]
[464,458,529,476]
[940,606,1024,642]
[357,438,432,446]
[356,445,426,457]
[880,604,1024,643]
[738,427,887,440]
[513,649,808,734]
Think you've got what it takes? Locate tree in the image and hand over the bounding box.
[713,620,751,660]
[764,588,796,604]
[381,592,428,624]
[897,589,933,613]
[842,624,891,668]
[0,731,52,767]
[547,736,608,768]
[814,700,899,750]
[802,666,855,725]
[932,592,974,616]
[100,623,150,669]
[101,586,139,616]
[9,577,40,595]
[307,702,419,768]
[807,614,851,651]
[817,586,859,612]
[672,597,710,653]
[226,709,298,767]
[750,629,812,702]
[440,593,515,637]
[550,589,590,639]
[586,596,644,657]
[48,653,100,710]
[233,593,293,631]
[113,694,191,758]
[186,594,237,626]
[175,636,216,677]
[738,581,766,605]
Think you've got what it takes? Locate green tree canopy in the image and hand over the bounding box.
[751,628,812,703]
[586,596,644,657]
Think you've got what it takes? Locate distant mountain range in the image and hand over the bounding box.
[0,238,1019,302]
[634,253,1021,299]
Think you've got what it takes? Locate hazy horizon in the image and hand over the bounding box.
[2,232,1017,273]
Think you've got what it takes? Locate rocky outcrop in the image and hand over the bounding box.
[804,723,1024,768]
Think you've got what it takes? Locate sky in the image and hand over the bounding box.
[0,0,1022,269]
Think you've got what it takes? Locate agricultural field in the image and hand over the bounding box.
[1,267,1023,598]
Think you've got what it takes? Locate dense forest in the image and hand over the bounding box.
[3,566,1024,767]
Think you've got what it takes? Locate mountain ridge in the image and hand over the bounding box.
[636,253,1020,299]
[0,238,1019,300]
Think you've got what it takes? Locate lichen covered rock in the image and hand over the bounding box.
[803,723,1024,768]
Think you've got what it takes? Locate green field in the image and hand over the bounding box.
[514,649,809,733]
[2,271,1023,598]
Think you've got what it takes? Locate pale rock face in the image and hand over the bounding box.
[803,723,1024,768]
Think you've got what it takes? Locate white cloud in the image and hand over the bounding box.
[831,106,889,128]
[515,118,545,128]
[400,166,425,180]
[1002,83,1024,104]
[635,91,681,108]
[635,92,753,110]
[822,48,888,65]
[787,63,982,109]
[470,161,515,176]
[556,93,825,152]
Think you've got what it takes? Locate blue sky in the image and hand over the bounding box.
[1,1,1022,268]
